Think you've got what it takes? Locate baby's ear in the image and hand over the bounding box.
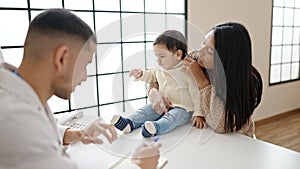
[175,49,183,60]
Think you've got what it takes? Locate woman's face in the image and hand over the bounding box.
[197,30,215,70]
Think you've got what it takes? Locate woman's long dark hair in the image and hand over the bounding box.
[212,22,263,132]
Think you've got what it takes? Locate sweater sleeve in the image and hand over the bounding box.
[199,85,226,133]
[137,69,158,84]
[187,77,203,117]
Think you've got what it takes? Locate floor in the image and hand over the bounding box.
[255,111,300,152]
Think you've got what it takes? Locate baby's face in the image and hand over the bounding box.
[153,44,181,69]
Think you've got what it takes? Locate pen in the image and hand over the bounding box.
[151,136,160,145]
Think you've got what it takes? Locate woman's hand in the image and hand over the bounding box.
[183,57,210,89]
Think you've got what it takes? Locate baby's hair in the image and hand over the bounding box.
[153,30,187,59]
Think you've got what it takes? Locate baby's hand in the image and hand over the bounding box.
[192,116,206,129]
[129,69,143,79]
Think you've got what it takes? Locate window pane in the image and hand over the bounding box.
[291,62,299,79]
[95,12,121,43]
[98,74,123,104]
[166,15,185,33]
[282,45,292,63]
[273,0,285,7]
[1,48,23,67]
[121,0,144,12]
[71,77,97,109]
[293,27,300,44]
[270,65,281,83]
[294,9,300,26]
[296,0,300,8]
[272,7,284,26]
[124,72,146,100]
[271,27,283,45]
[94,0,120,11]
[122,13,145,42]
[71,11,94,32]
[125,100,147,116]
[284,8,294,26]
[99,103,123,123]
[97,44,122,74]
[87,54,96,76]
[123,43,145,72]
[31,10,44,21]
[48,95,69,113]
[146,42,157,68]
[145,14,166,41]
[0,10,28,46]
[145,0,165,13]
[30,0,62,8]
[292,45,299,61]
[283,27,293,44]
[281,63,291,81]
[285,0,295,8]
[166,0,185,13]
[64,0,93,10]
[0,0,27,7]
[271,46,282,64]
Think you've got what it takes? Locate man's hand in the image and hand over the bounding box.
[132,142,161,169]
[63,121,117,145]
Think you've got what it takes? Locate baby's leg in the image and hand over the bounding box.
[142,107,192,137]
[112,104,162,133]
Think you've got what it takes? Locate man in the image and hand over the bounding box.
[0,9,161,169]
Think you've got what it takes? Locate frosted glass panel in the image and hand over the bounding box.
[270,65,281,83]
[48,95,69,113]
[94,0,119,11]
[97,44,122,74]
[122,13,145,42]
[283,27,293,44]
[72,77,97,109]
[292,45,299,61]
[293,27,300,44]
[294,10,300,26]
[124,72,147,100]
[271,46,282,64]
[281,63,291,81]
[146,42,158,68]
[30,0,62,8]
[125,100,147,116]
[71,11,94,32]
[166,15,185,33]
[87,54,96,76]
[296,0,300,8]
[123,43,145,72]
[145,0,165,13]
[95,12,121,43]
[64,0,93,10]
[285,0,295,8]
[0,10,28,46]
[98,74,123,104]
[166,0,185,13]
[145,14,166,40]
[272,7,283,26]
[0,0,27,7]
[282,45,292,62]
[291,63,299,79]
[121,0,144,12]
[273,0,285,6]
[284,8,294,26]
[271,27,283,45]
[1,48,23,67]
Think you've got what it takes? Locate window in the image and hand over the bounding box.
[0,0,187,119]
[270,0,300,85]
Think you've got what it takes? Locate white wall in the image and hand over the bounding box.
[188,0,300,121]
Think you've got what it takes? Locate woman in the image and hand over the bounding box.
[150,22,263,137]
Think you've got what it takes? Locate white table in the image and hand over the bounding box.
[67,123,300,169]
